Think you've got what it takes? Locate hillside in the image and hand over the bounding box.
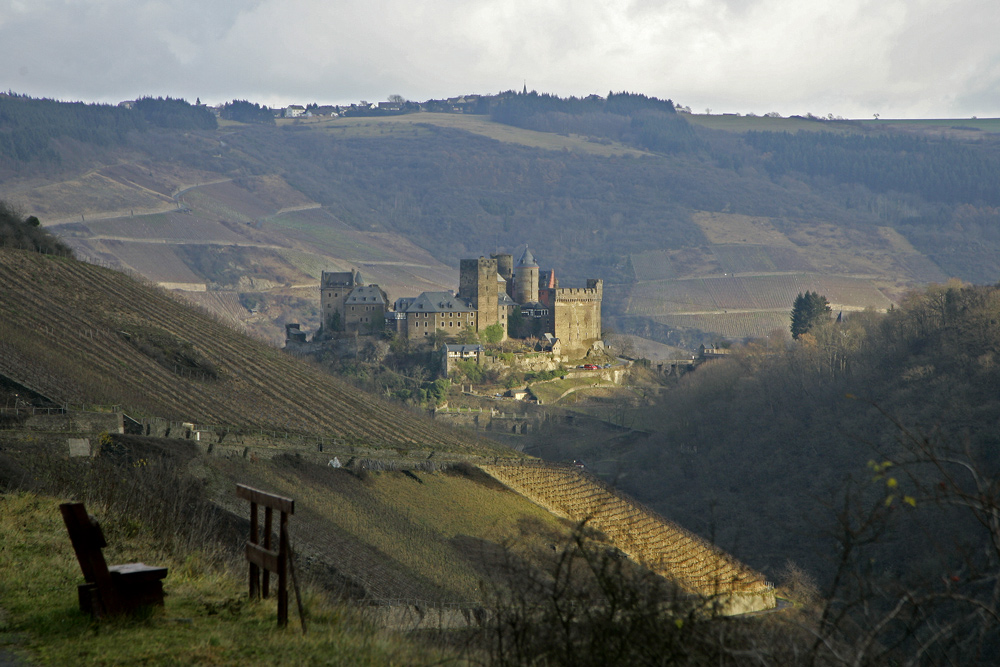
[480,462,773,613]
[522,283,1000,591]
[0,244,779,614]
[0,247,487,452]
[4,94,1000,348]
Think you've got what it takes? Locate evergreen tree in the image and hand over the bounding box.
[790,291,831,339]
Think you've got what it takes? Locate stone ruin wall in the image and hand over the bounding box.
[551,281,603,354]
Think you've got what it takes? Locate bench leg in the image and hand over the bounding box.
[78,583,99,616]
[77,581,165,618]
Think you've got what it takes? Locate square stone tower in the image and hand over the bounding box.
[459,257,499,331]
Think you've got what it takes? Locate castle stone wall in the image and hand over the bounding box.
[551,280,602,354]
[459,258,499,331]
[491,253,513,282]
[513,264,539,304]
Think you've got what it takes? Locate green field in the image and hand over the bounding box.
[528,377,599,405]
[858,117,1000,133]
[285,112,649,157]
[0,491,444,666]
[683,113,866,134]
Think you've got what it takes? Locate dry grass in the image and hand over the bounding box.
[694,212,796,247]
[207,457,569,604]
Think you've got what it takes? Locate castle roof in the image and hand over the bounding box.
[443,344,483,354]
[498,292,516,307]
[393,297,415,312]
[517,247,538,268]
[403,291,475,314]
[539,269,556,289]
[321,269,364,288]
[345,285,387,306]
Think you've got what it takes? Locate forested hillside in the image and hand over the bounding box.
[0,94,215,168]
[575,282,1000,586]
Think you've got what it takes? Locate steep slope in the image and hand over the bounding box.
[0,248,490,451]
[481,462,774,613]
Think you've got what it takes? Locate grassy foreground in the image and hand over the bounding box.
[0,492,449,666]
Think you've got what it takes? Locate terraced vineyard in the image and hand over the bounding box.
[92,240,205,284]
[479,462,774,610]
[710,245,815,274]
[627,273,894,318]
[654,312,791,339]
[84,212,246,243]
[175,290,248,327]
[263,208,398,262]
[0,248,492,452]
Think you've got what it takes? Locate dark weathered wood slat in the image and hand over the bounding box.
[237,484,295,513]
[246,544,281,573]
[60,502,166,617]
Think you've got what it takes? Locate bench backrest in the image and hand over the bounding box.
[60,502,122,614]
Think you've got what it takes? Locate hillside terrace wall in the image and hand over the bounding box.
[0,415,520,472]
[432,407,538,434]
[0,410,123,435]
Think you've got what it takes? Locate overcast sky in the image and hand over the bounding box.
[1,0,997,119]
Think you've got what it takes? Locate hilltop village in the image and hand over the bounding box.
[287,248,603,362]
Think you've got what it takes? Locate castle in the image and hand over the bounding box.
[318,249,603,356]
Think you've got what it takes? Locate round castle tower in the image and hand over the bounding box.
[513,248,539,304]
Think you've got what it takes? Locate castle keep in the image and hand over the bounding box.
[317,248,602,355]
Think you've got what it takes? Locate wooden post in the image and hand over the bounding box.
[263,506,272,597]
[237,485,294,628]
[249,501,259,599]
[278,510,289,627]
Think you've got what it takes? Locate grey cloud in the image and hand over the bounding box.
[0,0,996,117]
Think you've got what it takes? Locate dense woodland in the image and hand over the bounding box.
[506,282,1000,661]
[610,283,1000,605]
[491,91,701,154]
[0,94,215,167]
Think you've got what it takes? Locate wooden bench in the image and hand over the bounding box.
[59,502,168,618]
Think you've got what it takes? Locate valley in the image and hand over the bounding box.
[7,95,997,350]
[2,93,1000,664]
